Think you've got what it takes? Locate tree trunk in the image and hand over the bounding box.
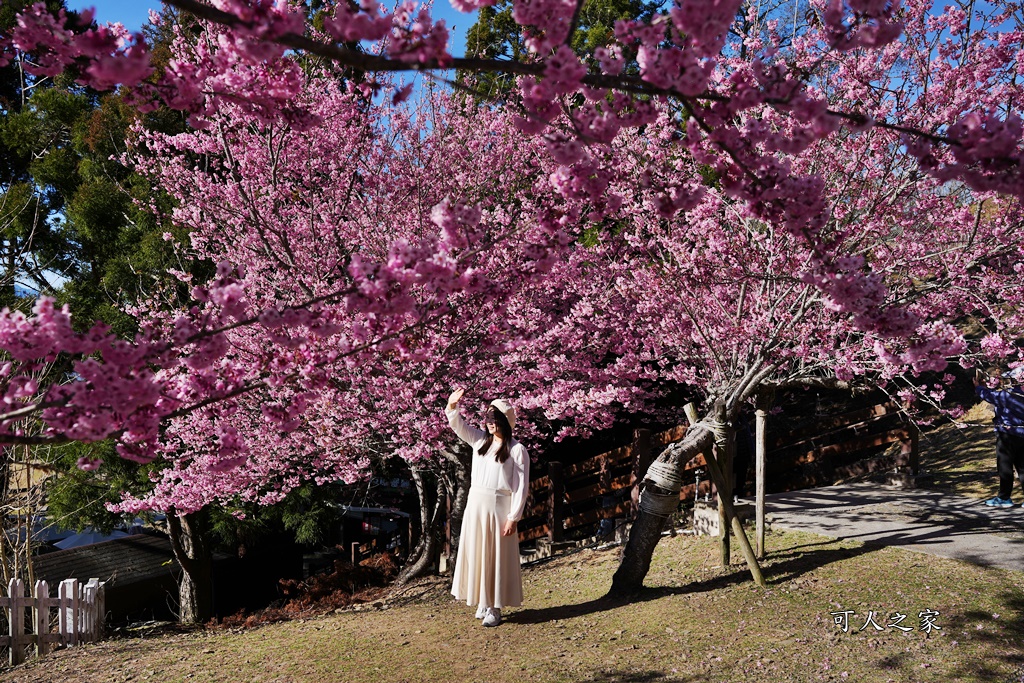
[611,403,767,595]
[167,509,214,624]
[396,470,446,584]
[610,427,713,595]
[701,405,767,588]
[445,469,470,566]
[438,449,470,571]
[401,468,432,568]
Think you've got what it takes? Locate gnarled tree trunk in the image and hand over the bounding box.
[396,446,470,582]
[167,509,214,624]
[610,402,766,595]
[396,468,446,584]
[438,447,470,572]
[610,425,713,594]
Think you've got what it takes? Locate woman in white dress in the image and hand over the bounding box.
[445,388,530,627]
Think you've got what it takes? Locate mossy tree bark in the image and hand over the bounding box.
[610,426,714,595]
[167,508,214,624]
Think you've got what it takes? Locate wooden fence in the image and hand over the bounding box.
[517,425,686,543]
[761,401,919,490]
[517,400,918,544]
[0,577,105,665]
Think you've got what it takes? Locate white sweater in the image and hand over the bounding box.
[446,406,531,522]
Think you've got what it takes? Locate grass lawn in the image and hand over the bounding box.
[916,402,1001,501]
[2,527,1021,683]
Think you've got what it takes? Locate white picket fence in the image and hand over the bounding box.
[0,577,105,665]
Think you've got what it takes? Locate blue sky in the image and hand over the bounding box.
[68,1,158,31]
[69,1,471,53]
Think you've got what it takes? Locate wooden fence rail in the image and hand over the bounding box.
[0,577,105,665]
[517,401,917,545]
[518,425,685,544]
[761,401,919,490]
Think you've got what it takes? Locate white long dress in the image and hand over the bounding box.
[446,406,530,609]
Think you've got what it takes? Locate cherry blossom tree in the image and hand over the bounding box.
[0,0,1019,445]
[0,0,1006,420]
[1,0,1024,602]
[599,114,1023,590]
[77,54,662,611]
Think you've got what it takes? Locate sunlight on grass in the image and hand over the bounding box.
[920,402,999,500]
[2,527,1021,683]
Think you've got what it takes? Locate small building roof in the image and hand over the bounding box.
[33,534,180,588]
[334,505,410,517]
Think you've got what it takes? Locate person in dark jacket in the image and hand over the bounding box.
[975,367,1024,507]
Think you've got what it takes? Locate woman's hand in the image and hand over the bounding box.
[447,388,464,410]
[501,519,517,537]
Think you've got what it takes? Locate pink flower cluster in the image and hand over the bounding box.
[938,112,1024,196]
[510,0,578,54]
[388,2,450,65]
[670,0,743,58]
[323,0,392,42]
[820,0,904,51]
[0,298,168,446]
[8,4,152,89]
[2,0,1024,511]
[637,44,712,96]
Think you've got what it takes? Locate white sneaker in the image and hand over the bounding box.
[482,608,502,627]
[474,604,487,619]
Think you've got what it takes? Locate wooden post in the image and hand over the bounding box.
[351,542,360,566]
[9,578,24,665]
[702,443,767,587]
[80,582,90,643]
[84,579,100,642]
[76,580,85,643]
[34,580,48,657]
[95,581,105,641]
[755,390,773,559]
[548,462,565,542]
[688,402,766,587]
[716,401,733,565]
[905,423,921,476]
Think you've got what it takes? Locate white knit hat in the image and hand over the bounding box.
[489,399,516,431]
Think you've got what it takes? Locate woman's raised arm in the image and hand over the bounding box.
[445,388,486,446]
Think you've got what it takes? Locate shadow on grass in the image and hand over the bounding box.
[510,542,882,625]
[917,423,995,498]
[585,669,700,682]
[814,559,1024,682]
[939,578,1024,682]
[759,540,880,583]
